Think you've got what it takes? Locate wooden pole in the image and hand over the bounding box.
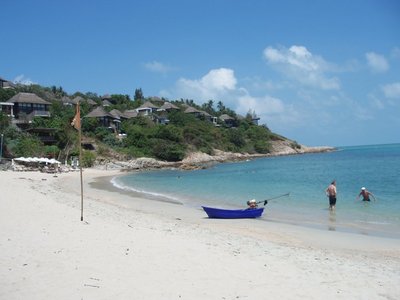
[72,101,84,221]
[79,124,84,221]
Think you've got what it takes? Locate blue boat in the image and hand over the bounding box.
[202,206,264,219]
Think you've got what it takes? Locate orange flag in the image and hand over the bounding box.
[71,103,81,130]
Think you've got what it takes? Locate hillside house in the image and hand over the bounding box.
[122,110,138,119]
[184,106,202,117]
[60,96,74,106]
[0,102,14,118]
[85,106,121,132]
[136,101,159,116]
[0,76,15,89]
[72,96,97,106]
[6,92,51,122]
[219,114,236,127]
[102,100,112,107]
[158,102,180,112]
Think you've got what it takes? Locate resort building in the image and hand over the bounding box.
[6,92,51,121]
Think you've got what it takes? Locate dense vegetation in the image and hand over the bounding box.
[0,84,286,166]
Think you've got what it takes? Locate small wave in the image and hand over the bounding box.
[354,220,390,225]
[110,177,182,204]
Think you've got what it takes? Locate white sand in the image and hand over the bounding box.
[1,169,399,300]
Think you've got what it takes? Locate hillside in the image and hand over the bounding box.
[89,139,334,171]
[0,83,334,167]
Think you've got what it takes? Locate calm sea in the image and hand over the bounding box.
[111,143,400,239]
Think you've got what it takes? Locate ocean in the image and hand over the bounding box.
[111,143,400,239]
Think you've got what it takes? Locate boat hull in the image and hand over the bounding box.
[202,206,264,219]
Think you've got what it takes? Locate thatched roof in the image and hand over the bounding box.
[137,101,159,110]
[109,109,123,118]
[72,96,84,104]
[61,96,73,104]
[85,106,115,118]
[70,96,96,106]
[200,110,212,117]
[159,102,179,111]
[86,98,97,105]
[102,100,112,106]
[122,110,138,119]
[184,106,201,114]
[0,77,16,88]
[7,92,51,104]
[219,114,235,121]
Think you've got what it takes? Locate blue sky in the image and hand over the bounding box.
[1,0,399,147]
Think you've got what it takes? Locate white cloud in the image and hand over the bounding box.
[174,68,237,101]
[235,93,301,128]
[371,97,385,110]
[365,52,389,73]
[13,74,35,85]
[237,94,285,116]
[391,47,400,59]
[164,68,300,126]
[144,61,174,73]
[382,82,400,99]
[263,45,340,90]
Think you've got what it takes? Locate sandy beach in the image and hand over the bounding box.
[1,169,399,300]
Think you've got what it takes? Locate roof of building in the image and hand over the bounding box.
[7,92,51,105]
[85,106,116,118]
[72,96,85,104]
[109,109,123,118]
[159,102,179,110]
[219,114,235,121]
[102,100,112,106]
[122,110,138,119]
[137,101,159,110]
[86,98,97,105]
[184,106,201,114]
[61,96,73,104]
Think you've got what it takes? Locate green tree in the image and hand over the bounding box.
[0,88,16,102]
[151,139,186,161]
[134,88,143,100]
[202,100,214,114]
[82,150,96,167]
[13,134,44,157]
[155,125,183,143]
[217,101,225,112]
[227,129,246,150]
[0,112,10,131]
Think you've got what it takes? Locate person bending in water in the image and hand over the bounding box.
[357,187,376,202]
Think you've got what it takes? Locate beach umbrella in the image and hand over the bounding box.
[49,158,61,165]
[40,158,51,164]
[15,157,27,162]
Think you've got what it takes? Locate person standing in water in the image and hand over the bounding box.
[326,180,337,211]
[357,187,376,201]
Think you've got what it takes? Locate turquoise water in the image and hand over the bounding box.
[112,143,400,238]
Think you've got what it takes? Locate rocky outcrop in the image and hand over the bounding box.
[180,140,335,167]
[94,140,335,171]
[94,157,177,171]
[267,140,334,156]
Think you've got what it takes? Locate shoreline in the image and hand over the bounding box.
[1,169,399,299]
[96,170,400,240]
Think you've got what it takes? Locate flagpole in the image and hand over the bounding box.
[79,120,84,221]
[72,101,84,221]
